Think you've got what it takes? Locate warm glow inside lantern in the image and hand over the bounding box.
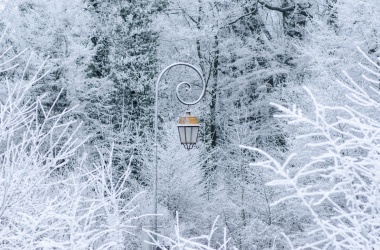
[177,111,200,150]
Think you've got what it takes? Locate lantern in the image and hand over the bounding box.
[177,111,200,150]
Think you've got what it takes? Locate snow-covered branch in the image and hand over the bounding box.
[244,50,380,249]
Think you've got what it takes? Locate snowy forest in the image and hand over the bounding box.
[0,0,379,249]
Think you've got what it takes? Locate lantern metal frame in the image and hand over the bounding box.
[177,111,201,150]
[153,62,206,242]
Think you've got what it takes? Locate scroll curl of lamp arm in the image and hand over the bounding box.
[153,62,206,243]
[156,62,206,106]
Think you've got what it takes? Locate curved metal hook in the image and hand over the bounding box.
[155,62,206,106]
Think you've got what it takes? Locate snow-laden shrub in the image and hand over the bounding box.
[244,48,380,249]
[0,40,141,249]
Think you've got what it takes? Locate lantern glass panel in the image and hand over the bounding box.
[185,127,192,143]
[178,127,186,143]
[191,126,199,144]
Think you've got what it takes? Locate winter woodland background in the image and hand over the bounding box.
[0,0,379,249]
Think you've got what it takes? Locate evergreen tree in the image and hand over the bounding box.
[83,0,164,184]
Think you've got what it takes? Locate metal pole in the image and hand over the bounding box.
[153,63,206,244]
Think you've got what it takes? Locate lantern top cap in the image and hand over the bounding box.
[178,111,200,126]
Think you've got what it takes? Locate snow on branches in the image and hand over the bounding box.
[242,50,380,249]
[0,38,141,248]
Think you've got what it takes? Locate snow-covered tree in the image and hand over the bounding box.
[1,0,93,113]
[83,0,163,186]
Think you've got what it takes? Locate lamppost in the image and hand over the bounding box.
[153,62,206,243]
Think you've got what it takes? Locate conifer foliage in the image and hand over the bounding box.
[83,0,161,182]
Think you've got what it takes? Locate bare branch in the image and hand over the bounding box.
[259,1,295,13]
[228,9,257,26]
